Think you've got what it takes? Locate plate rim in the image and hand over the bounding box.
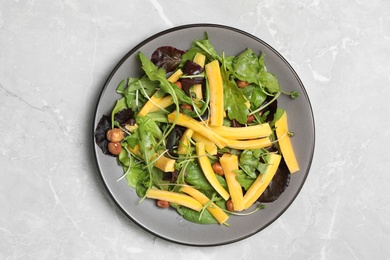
[92,23,315,246]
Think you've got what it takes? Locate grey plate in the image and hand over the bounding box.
[92,24,315,246]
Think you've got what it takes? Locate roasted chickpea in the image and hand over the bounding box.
[106,128,124,142]
[180,104,193,112]
[247,114,255,123]
[236,80,249,88]
[157,200,170,208]
[108,142,122,155]
[174,81,182,89]
[212,162,224,176]
[226,199,234,212]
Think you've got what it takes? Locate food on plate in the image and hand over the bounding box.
[94,33,299,225]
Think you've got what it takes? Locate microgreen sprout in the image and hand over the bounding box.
[249,91,281,116]
[135,89,139,107]
[180,73,205,79]
[198,193,218,221]
[281,90,299,99]
[139,80,169,113]
[222,203,266,216]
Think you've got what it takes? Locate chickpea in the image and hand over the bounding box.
[212,162,224,176]
[157,200,170,208]
[236,80,249,88]
[174,81,182,89]
[180,104,193,112]
[106,128,124,142]
[108,142,122,155]
[247,114,255,123]
[226,199,234,212]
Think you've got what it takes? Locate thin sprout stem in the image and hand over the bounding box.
[167,151,207,161]
[144,149,169,169]
[271,131,287,144]
[135,89,139,107]
[260,85,274,97]
[180,73,205,79]
[116,163,132,182]
[190,98,212,129]
[139,80,169,113]
[249,91,281,116]
[191,96,203,118]
[157,183,191,187]
[117,124,132,136]
[189,97,212,130]
[116,147,142,182]
[222,203,265,216]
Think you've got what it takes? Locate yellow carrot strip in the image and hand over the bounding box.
[125,123,138,133]
[153,155,175,172]
[225,137,272,150]
[205,60,224,126]
[275,110,299,173]
[167,112,227,148]
[193,53,206,67]
[128,144,140,155]
[167,69,183,83]
[192,84,203,100]
[177,128,195,155]
[191,132,218,155]
[146,189,203,212]
[243,153,281,209]
[138,93,163,116]
[192,53,206,100]
[148,96,174,113]
[220,154,244,211]
[129,145,175,172]
[210,123,272,140]
[181,186,229,225]
[196,142,230,200]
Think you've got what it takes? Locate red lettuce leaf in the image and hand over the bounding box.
[150,46,186,73]
[180,78,205,96]
[258,158,290,203]
[114,108,135,127]
[94,115,115,156]
[182,60,204,75]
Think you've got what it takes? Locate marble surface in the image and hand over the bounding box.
[1,0,390,259]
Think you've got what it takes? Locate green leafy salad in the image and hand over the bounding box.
[95,33,300,225]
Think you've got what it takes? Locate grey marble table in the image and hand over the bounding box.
[1,0,390,259]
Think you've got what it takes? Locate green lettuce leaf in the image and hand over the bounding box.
[235,170,255,190]
[185,161,228,192]
[232,49,281,95]
[111,97,127,128]
[221,57,249,125]
[138,52,193,105]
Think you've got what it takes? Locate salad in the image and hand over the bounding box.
[95,33,299,225]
